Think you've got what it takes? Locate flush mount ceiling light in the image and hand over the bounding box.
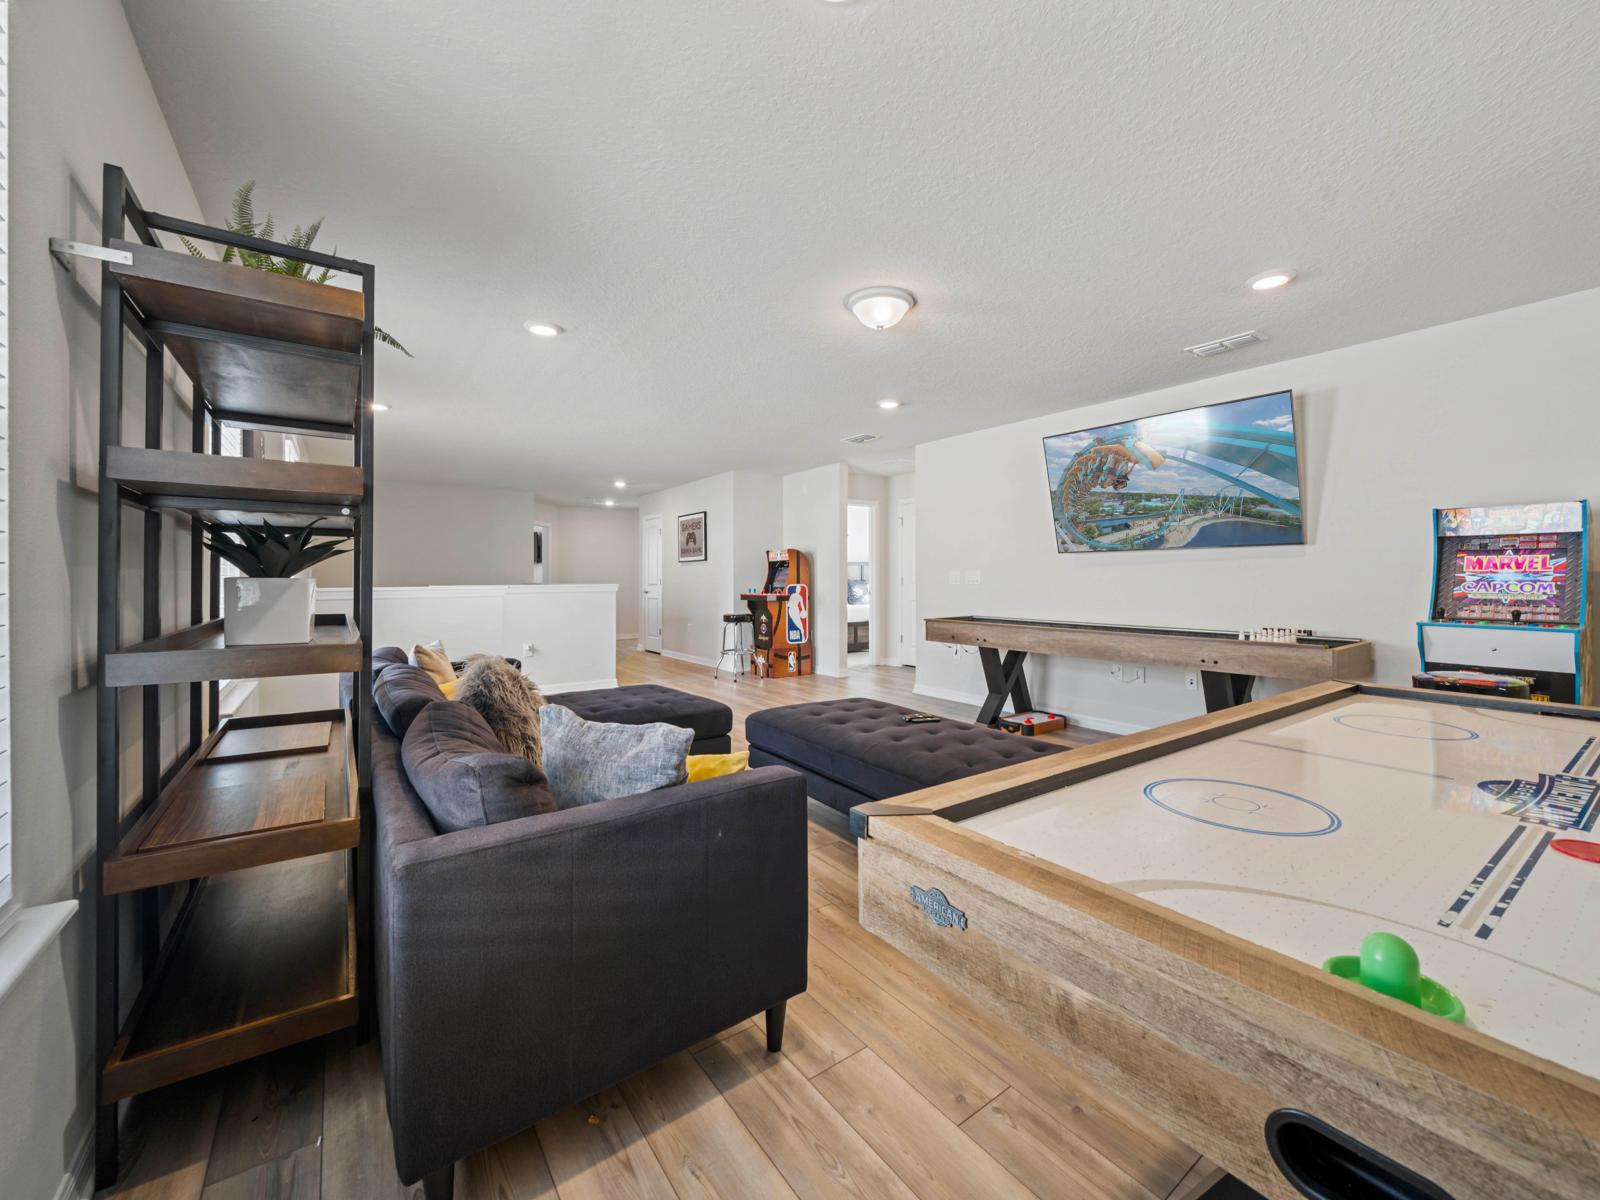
[877,398,902,410]
[524,321,565,337]
[845,286,916,330]
[1248,269,1297,291]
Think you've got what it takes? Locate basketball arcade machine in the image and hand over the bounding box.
[741,549,813,678]
[1417,501,1593,703]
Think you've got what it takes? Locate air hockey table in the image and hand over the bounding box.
[854,681,1600,1200]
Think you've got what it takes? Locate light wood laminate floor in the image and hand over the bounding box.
[102,647,1214,1200]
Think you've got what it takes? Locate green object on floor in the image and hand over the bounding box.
[1323,931,1466,1024]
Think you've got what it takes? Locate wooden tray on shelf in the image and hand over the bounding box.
[101,852,357,1102]
[104,613,362,687]
[104,709,357,894]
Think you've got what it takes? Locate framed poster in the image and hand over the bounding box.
[677,511,708,562]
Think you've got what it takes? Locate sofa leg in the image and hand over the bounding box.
[766,1001,787,1053]
[422,1164,455,1200]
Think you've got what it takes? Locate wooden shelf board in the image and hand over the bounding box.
[167,336,359,433]
[107,446,363,510]
[102,853,356,1103]
[105,710,357,894]
[111,238,364,353]
[105,614,362,687]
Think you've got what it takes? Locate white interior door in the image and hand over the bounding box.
[641,514,664,653]
[896,499,917,666]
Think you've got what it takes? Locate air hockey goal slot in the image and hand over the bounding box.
[1264,1110,1454,1200]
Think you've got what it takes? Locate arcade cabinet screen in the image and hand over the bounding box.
[1041,390,1303,554]
[1433,502,1585,626]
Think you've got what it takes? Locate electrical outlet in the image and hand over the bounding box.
[522,642,536,659]
[1109,663,1122,681]
[948,570,962,586]
[963,568,981,585]
[1186,671,1199,691]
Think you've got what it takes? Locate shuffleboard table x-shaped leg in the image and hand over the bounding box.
[977,647,1034,725]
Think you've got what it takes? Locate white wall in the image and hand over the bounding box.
[548,504,640,639]
[886,472,916,665]
[729,471,785,602]
[8,2,207,1194]
[635,473,736,664]
[914,289,1600,733]
[784,464,848,676]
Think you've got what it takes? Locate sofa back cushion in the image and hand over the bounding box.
[402,701,557,831]
[374,665,448,739]
[374,645,410,671]
[539,704,692,808]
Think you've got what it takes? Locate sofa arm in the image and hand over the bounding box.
[377,765,809,1182]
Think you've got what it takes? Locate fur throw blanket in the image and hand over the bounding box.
[453,655,546,769]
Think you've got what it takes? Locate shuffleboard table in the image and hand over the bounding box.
[925,616,1374,722]
[855,682,1600,1200]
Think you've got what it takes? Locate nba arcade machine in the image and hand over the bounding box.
[741,548,813,678]
[1416,501,1593,703]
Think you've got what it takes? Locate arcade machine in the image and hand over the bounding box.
[1417,501,1593,703]
[741,548,812,678]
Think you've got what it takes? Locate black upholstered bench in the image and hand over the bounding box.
[555,683,734,754]
[745,697,1066,821]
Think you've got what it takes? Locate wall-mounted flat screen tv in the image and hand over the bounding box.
[1042,389,1303,553]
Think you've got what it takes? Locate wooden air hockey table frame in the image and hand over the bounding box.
[853,681,1600,1200]
[926,616,1375,723]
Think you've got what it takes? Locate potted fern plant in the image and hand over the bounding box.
[206,519,352,645]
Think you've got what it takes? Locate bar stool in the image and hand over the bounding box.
[714,612,755,682]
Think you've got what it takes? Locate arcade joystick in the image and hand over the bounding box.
[1323,932,1465,1024]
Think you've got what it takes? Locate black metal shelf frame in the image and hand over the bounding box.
[91,163,377,1190]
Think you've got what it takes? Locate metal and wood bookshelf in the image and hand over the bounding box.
[68,164,378,1190]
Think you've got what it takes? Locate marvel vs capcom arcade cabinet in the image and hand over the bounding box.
[1417,501,1594,703]
[741,548,813,678]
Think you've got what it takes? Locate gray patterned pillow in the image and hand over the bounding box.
[539,704,692,808]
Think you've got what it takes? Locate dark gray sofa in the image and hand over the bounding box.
[359,655,808,1199]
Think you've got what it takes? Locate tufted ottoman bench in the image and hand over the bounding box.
[745,697,1066,823]
[555,683,734,754]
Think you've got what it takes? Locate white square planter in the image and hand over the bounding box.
[224,577,316,645]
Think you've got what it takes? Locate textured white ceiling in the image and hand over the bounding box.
[123,0,1600,501]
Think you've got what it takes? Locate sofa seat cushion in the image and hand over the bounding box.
[556,684,732,743]
[402,701,556,832]
[539,705,693,808]
[745,697,1065,801]
[374,665,448,739]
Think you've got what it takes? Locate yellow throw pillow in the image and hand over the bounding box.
[686,751,749,783]
[438,678,459,700]
[411,641,457,687]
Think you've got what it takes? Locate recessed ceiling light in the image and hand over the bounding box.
[613,479,627,489]
[524,321,565,337]
[877,398,902,411]
[845,286,916,330]
[370,402,390,412]
[1248,269,1296,291]
[603,498,616,507]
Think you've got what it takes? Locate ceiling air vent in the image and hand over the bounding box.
[841,432,880,445]
[1185,329,1266,358]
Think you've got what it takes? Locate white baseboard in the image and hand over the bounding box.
[55,1126,92,1200]
[662,649,716,669]
[541,677,619,694]
[912,682,1148,737]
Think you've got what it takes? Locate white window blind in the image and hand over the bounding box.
[0,0,14,916]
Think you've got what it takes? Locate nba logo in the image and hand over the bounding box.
[786,584,810,645]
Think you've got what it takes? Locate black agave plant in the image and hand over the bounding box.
[205,518,352,579]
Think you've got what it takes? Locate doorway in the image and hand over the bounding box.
[895,498,916,666]
[641,513,663,653]
[847,502,876,668]
[532,522,552,584]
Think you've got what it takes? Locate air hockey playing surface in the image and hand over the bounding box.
[961,692,1600,1076]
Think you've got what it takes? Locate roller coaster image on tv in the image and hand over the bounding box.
[1042,390,1304,553]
